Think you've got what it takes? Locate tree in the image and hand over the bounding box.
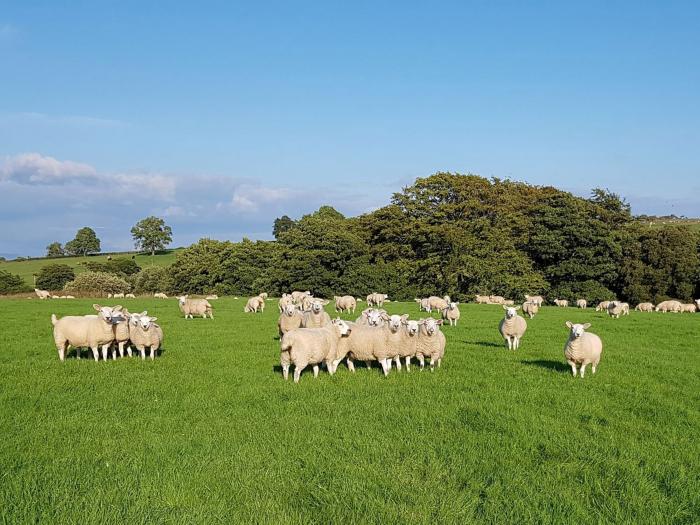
[0,270,25,294]
[273,215,296,240]
[131,216,173,256]
[36,264,75,290]
[65,227,101,257]
[46,242,65,257]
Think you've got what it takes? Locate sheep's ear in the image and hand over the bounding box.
[140,311,148,316]
[435,319,443,325]
[582,323,591,329]
[514,306,521,311]
[401,314,409,321]
[502,305,508,310]
[418,318,425,325]
[322,299,329,305]
[113,305,123,311]
[380,313,389,321]
[565,321,573,328]
[93,304,101,311]
[150,317,158,322]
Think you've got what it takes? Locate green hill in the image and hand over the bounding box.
[0,250,181,287]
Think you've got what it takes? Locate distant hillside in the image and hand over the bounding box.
[635,216,700,232]
[0,250,182,287]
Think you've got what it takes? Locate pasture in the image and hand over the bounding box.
[0,298,698,523]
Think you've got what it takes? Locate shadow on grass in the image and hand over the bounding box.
[521,359,569,372]
[470,341,503,348]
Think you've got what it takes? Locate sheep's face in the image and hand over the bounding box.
[566,321,591,338]
[405,320,419,336]
[505,307,517,319]
[387,314,404,332]
[420,317,442,336]
[449,302,457,310]
[177,296,187,305]
[93,304,121,323]
[284,304,297,317]
[311,301,324,314]
[332,319,351,336]
[365,309,383,326]
[138,314,157,330]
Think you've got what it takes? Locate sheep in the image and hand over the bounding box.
[34,288,50,300]
[278,304,304,336]
[475,295,490,304]
[355,308,386,327]
[177,295,214,319]
[125,293,136,298]
[52,295,60,299]
[280,319,352,383]
[427,295,450,312]
[334,295,357,314]
[128,312,164,360]
[366,293,389,307]
[524,294,544,306]
[488,295,505,305]
[154,292,168,299]
[206,294,219,300]
[655,300,682,313]
[681,303,697,313]
[696,299,700,310]
[415,318,446,371]
[522,301,539,319]
[278,293,294,312]
[259,292,269,299]
[414,297,432,312]
[607,301,629,318]
[498,306,527,350]
[563,322,603,378]
[301,295,316,312]
[111,307,132,358]
[65,295,75,299]
[51,304,123,361]
[336,323,391,375]
[112,293,125,299]
[595,301,612,312]
[302,299,331,328]
[244,294,266,313]
[576,299,587,309]
[554,299,569,307]
[503,300,515,306]
[290,290,311,304]
[441,302,461,326]
[635,302,654,312]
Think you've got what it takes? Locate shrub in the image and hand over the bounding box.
[64,271,131,295]
[36,264,76,291]
[131,266,173,293]
[81,258,141,276]
[0,271,26,294]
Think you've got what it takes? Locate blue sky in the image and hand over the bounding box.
[1,1,698,257]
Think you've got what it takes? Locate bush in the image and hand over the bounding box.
[131,266,173,293]
[64,272,131,295]
[36,264,76,291]
[81,258,141,276]
[0,271,26,294]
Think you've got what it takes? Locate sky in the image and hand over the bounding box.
[1,1,698,257]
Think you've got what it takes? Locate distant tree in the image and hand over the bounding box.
[46,242,65,257]
[273,215,296,240]
[131,216,173,256]
[0,270,25,294]
[36,264,75,290]
[65,227,101,257]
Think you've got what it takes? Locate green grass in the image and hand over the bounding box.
[0,250,181,287]
[0,299,698,523]
[636,218,700,232]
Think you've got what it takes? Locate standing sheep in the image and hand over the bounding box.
[34,289,50,300]
[128,312,164,360]
[524,295,544,306]
[290,290,312,304]
[635,302,654,312]
[154,292,168,299]
[441,302,461,326]
[177,295,214,319]
[278,294,294,313]
[427,295,450,312]
[681,303,697,313]
[366,293,389,307]
[302,299,331,328]
[475,295,490,304]
[522,301,539,319]
[595,301,612,312]
[334,295,357,314]
[51,305,123,361]
[244,294,266,313]
[498,306,527,350]
[563,322,603,378]
[488,295,505,305]
[607,301,628,318]
[278,304,304,336]
[576,299,587,309]
[553,299,569,308]
[415,318,446,371]
[655,300,682,313]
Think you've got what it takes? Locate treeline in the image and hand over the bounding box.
[166,173,699,304]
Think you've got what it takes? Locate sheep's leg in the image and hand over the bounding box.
[140,348,146,360]
[569,362,577,377]
[346,358,355,373]
[380,359,389,377]
[394,356,402,371]
[90,347,99,362]
[282,364,290,380]
[405,356,411,371]
[294,364,306,383]
[112,347,117,360]
[101,345,110,361]
[417,355,425,370]
[580,364,587,378]
[57,344,66,362]
[118,342,126,358]
[73,345,79,360]
[365,361,371,369]
[150,347,156,360]
[430,356,435,372]
[312,365,320,378]
[126,346,133,358]
[514,337,520,350]
[592,363,597,374]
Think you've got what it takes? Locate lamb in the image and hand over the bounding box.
[128,312,164,360]
[553,299,569,307]
[522,301,539,319]
[51,304,123,361]
[563,322,603,378]
[366,293,389,307]
[595,301,612,312]
[498,306,527,350]
[427,295,450,312]
[441,302,461,326]
[475,295,490,304]
[524,294,544,306]
[113,293,125,299]
[177,295,214,319]
[111,307,132,358]
[334,295,357,314]
[34,288,50,300]
[655,300,682,313]
[302,299,331,328]
[635,302,654,312]
[681,303,697,313]
[415,318,446,371]
[607,301,629,318]
[244,294,266,313]
[206,294,219,300]
[280,319,352,383]
[278,293,294,312]
[503,300,515,306]
[154,292,168,299]
[576,299,587,309]
[278,304,304,336]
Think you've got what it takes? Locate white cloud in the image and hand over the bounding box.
[0,152,97,184]
[230,184,299,212]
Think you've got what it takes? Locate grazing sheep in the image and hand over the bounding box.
[65,295,75,299]
[128,312,164,360]
[302,299,331,328]
[51,304,123,361]
[415,318,446,371]
[524,295,544,307]
[125,293,136,298]
[280,319,352,383]
[414,298,431,311]
[334,295,357,314]
[427,295,450,312]
[112,293,125,299]
[206,294,219,300]
[259,292,269,299]
[244,294,266,313]
[366,293,389,307]
[154,292,168,299]
[34,288,50,300]
[595,301,612,312]
[607,301,629,318]
[475,295,490,304]
[522,301,539,319]
[503,300,515,306]
[278,293,294,312]
[177,295,214,319]
[441,302,461,326]
[655,300,682,313]
[563,322,602,378]
[695,299,700,310]
[498,306,527,350]
[681,303,697,313]
[278,304,304,336]
[52,295,60,299]
[290,290,311,304]
[488,295,505,305]
[355,308,386,327]
[635,302,654,312]
[554,299,569,307]
[576,299,587,309]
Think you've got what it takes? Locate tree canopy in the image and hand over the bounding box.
[65,227,101,257]
[131,216,173,255]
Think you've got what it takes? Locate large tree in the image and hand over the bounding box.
[46,242,65,257]
[131,216,173,256]
[65,227,101,257]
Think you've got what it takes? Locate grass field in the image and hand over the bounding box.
[0,298,698,523]
[0,250,181,287]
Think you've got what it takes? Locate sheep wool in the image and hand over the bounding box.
[498,306,527,350]
[563,322,602,378]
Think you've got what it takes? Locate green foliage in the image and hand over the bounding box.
[45,242,65,257]
[0,270,25,294]
[169,239,235,294]
[35,264,75,291]
[131,216,173,255]
[81,258,141,276]
[64,271,131,294]
[65,227,101,256]
[130,266,173,293]
[272,215,296,239]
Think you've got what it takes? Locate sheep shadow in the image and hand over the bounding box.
[470,340,503,349]
[520,359,569,373]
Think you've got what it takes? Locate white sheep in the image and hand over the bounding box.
[154,292,168,299]
[554,299,569,307]
[206,294,219,300]
[366,293,389,307]
[414,297,431,312]
[415,318,446,371]
[607,301,625,318]
[244,294,266,313]
[355,308,386,327]
[498,306,527,350]
[177,295,214,319]
[503,300,515,306]
[635,302,654,312]
[334,295,357,314]
[124,293,136,298]
[111,307,132,358]
[563,322,602,378]
[475,295,490,304]
[128,312,164,360]
[278,293,294,312]
[336,323,390,375]
[595,301,612,312]
[302,299,331,328]
[113,293,125,299]
[488,295,505,305]
[280,319,352,383]
[427,295,449,312]
[655,300,682,313]
[34,288,50,300]
[51,304,123,361]
[524,294,544,306]
[522,301,539,319]
[441,302,461,326]
[278,304,304,336]
[290,290,311,304]
[681,303,697,313]
[576,299,587,309]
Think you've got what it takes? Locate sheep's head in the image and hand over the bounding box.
[283,304,297,317]
[384,314,407,332]
[503,305,520,318]
[449,302,458,310]
[93,304,122,323]
[177,295,187,305]
[311,300,325,314]
[332,318,351,337]
[566,321,590,338]
[419,317,442,335]
[136,312,157,330]
[404,319,419,336]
